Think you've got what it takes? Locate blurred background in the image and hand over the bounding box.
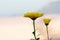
[0,0,60,17]
[0,0,60,40]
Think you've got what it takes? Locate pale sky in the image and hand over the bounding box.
[0,0,58,17]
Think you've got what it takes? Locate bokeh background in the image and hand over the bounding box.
[0,0,60,40]
[0,0,59,17]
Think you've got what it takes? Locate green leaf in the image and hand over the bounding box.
[36,38,40,40]
[32,32,35,35]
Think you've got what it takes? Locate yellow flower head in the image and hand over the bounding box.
[24,12,44,20]
[43,18,51,26]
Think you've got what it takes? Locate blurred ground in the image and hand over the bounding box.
[0,14,60,40]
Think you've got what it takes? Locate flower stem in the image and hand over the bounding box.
[46,26,49,40]
[33,20,37,40]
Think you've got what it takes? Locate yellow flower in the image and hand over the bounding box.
[24,12,44,20]
[43,18,51,26]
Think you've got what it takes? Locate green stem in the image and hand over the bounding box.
[46,26,49,40]
[33,20,37,40]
